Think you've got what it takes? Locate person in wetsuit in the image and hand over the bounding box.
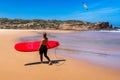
[39,32,52,65]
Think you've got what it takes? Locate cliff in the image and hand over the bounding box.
[0,18,116,30]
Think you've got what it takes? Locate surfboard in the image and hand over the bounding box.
[14,41,60,52]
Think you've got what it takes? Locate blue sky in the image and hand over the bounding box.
[0,0,120,26]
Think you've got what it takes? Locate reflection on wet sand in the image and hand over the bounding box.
[57,47,109,56]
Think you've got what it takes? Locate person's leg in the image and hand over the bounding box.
[44,49,52,65]
[39,49,43,63]
[44,49,51,62]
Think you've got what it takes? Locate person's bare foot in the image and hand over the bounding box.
[49,61,52,65]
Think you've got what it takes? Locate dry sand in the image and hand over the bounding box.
[0,29,120,80]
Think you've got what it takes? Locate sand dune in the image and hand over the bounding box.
[0,29,120,80]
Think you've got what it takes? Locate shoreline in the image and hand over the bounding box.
[1,29,120,32]
[0,29,120,80]
[0,29,74,33]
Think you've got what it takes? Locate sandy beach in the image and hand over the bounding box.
[0,29,120,80]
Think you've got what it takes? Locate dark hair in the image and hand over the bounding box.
[43,32,47,38]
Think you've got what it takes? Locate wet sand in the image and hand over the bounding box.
[19,30,120,69]
[0,29,120,80]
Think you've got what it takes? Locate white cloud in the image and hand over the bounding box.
[94,8,120,14]
[63,7,120,22]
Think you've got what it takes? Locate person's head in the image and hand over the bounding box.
[43,32,47,38]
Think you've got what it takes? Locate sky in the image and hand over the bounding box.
[0,0,120,26]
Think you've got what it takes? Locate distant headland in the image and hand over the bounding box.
[0,18,119,30]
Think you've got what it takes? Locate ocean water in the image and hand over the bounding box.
[19,30,120,69]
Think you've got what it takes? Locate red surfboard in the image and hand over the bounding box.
[14,41,60,52]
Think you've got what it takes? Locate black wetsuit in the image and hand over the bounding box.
[39,45,50,62]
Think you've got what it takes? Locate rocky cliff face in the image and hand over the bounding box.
[59,22,114,30]
[0,18,116,30]
[93,22,113,30]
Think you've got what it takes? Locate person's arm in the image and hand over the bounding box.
[46,38,50,48]
[41,39,44,45]
[39,39,43,48]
